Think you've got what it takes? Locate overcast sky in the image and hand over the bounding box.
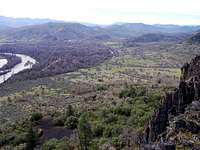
[0,0,200,25]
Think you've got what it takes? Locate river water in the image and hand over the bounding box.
[0,53,36,84]
[0,59,8,68]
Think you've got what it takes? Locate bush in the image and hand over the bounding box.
[13,143,27,150]
[88,139,99,150]
[30,112,42,122]
[112,137,124,150]
[129,101,153,129]
[41,139,57,150]
[103,125,122,138]
[53,117,64,126]
[103,114,118,124]
[119,89,133,98]
[65,116,78,129]
[92,123,104,137]
[13,133,27,146]
[119,87,136,98]
[78,113,93,150]
[113,105,131,117]
[119,86,147,98]
[26,125,37,150]
[96,85,108,91]
[103,126,112,137]
[65,105,75,118]
[0,135,9,147]
[41,138,70,150]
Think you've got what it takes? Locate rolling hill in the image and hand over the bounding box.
[0,22,109,42]
[124,33,191,47]
[0,16,62,27]
[104,23,200,38]
[0,18,200,42]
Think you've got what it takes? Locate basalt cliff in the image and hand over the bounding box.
[142,55,200,150]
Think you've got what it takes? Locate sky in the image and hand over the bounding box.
[0,0,200,25]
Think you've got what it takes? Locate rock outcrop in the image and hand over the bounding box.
[142,55,200,149]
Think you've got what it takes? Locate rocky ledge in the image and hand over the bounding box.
[142,55,200,149]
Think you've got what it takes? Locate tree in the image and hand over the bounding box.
[65,105,74,118]
[30,112,42,122]
[78,113,93,150]
[65,116,78,129]
[26,124,36,150]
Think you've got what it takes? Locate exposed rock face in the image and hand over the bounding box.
[165,100,200,149]
[181,55,200,80]
[144,81,196,143]
[142,55,200,149]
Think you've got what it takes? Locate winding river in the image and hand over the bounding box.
[0,59,8,68]
[0,53,36,84]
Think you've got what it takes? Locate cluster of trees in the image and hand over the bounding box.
[124,33,187,47]
[0,41,113,82]
[0,86,162,149]
[40,86,162,149]
[0,123,37,150]
[52,105,78,129]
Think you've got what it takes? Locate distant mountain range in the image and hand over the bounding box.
[0,22,106,42]
[0,25,11,30]
[0,16,200,42]
[0,16,63,27]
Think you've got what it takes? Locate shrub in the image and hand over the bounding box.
[65,105,75,118]
[119,89,132,98]
[88,139,99,150]
[41,139,57,150]
[0,135,9,147]
[92,123,104,137]
[13,133,27,146]
[129,102,153,129]
[26,126,37,150]
[99,108,110,119]
[96,85,108,91]
[53,117,64,126]
[55,138,71,150]
[65,116,78,129]
[112,137,124,150]
[119,86,147,98]
[41,138,70,150]
[103,126,112,137]
[113,105,131,117]
[13,143,27,150]
[103,114,118,124]
[78,113,93,150]
[30,112,42,122]
[103,125,122,138]
[119,87,136,98]
[136,87,147,96]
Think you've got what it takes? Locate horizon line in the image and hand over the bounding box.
[1,15,200,26]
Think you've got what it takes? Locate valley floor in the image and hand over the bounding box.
[0,41,200,149]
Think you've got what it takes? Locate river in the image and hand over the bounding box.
[0,59,8,68]
[0,53,36,84]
